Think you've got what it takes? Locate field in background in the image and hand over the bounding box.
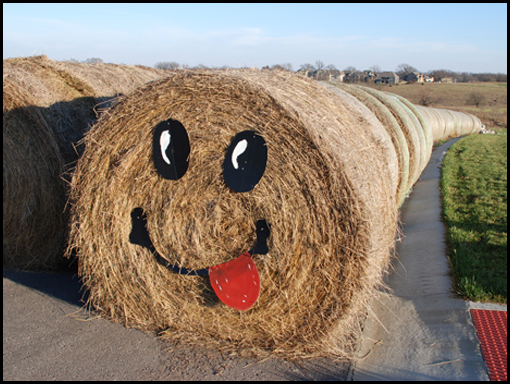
[364,82,507,132]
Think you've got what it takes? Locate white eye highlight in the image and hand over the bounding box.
[231,139,248,170]
[160,130,171,165]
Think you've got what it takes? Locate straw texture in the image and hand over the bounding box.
[68,70,399,357]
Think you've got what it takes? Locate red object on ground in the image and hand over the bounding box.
[470,309,507,381]
[209,252,260,311]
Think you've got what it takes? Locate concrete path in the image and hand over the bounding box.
[351,138,495,381]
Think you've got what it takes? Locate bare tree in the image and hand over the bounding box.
[325,64,338,71]
[271,63,293,72]
[155,61,180,70]
[84,57,104,64]
[315,60,325,70]
[343,66,357,73]
[395,63,418,77]
[369,65,381,74]
[467,92,486,108]
[419,90,434,106]
[280,63,293,72]
[300,63,316,71]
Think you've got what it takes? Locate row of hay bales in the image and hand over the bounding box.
[4,63,482,357]
[3,55,166,269]
[326,83,482,205]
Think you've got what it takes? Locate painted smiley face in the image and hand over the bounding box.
[129,118,270,311]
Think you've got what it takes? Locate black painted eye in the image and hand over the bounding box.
[153,119,190,180]
[223,130,267,192]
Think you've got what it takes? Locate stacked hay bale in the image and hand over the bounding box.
[3,55,166,270]
[3,77,67,269]
[3,55,166,164]
[67,70,399,357]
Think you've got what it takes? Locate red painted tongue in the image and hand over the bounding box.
[208,252,260,311]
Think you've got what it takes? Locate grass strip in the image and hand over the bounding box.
[440,134,507,303]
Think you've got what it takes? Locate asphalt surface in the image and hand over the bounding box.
[4,137,505,380]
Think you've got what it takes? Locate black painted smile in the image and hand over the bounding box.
[129,208,270,310]
[129,207,270,275]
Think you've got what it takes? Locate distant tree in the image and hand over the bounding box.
[495,73,507,82]
[300,63,316,71]
[280,63,293,72]
[395,63,418,77]
[325,64,338,71]
[467,92,486,108]
[428,69,454,82]
[155,61,180,70]
[315,60,325,70]
[419,90,434,106]
[271,63,293,72]
[343,66,357,74]
[84,57,103,64]
[369,65,381,74]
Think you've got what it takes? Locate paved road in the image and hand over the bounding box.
[3,268,350,380]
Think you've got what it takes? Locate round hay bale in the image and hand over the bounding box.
[354,86,422,192]
[415,105,441,142]
[3,56,166,165]
[443,110,457,139]
[328,83,410,206]
[468,112,483,134]
[68,70,398,357]
[387,94,428,180]
[3,77,67,270]
[3,56,166,270]
[386,92,433,170]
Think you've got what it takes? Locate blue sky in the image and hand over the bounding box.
[3,3,507,73]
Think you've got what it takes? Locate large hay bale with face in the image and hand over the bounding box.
[3,77,67,269]
[68,70,398,357]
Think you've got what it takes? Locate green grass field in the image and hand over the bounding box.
[440,134,507,303]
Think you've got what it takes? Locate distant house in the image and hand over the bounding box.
[343,72,359,83]
[424,75,434,83]
[343,70,374,83]
[404,71,425,83]
[375,71,400,85]
[363,70,376,80]
[441,77,454,83]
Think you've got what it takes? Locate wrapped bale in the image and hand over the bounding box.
[3,78,67,269]
[351,86,423,190]
[68,70,398,357]
[414,105,482,141]
[386,92,434,170]
[326,83,410,206]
